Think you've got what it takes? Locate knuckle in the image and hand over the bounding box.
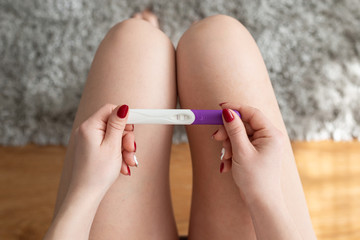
[252,107,262,116]
[77,123,91,140]
[108,120,125,131]
[103,103,116,111]
[228,124,245,138]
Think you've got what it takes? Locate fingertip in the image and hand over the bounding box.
[117,104,129,119]
[220,162,225,173]
[122,132,135,152]
[222,139,232,160]
[222,109,243,126]
[229,109,241,120]
[219,102,228,107]
[222,108,241,123]
[220,158,232,173]
[220,147,225,161]
[212,126,228,141]
[120,160,129,175]
[122,150,137,167]
[124,123,134,132]
[134,154,139,167]
[211,129,219,140]
[222,108,235,123]
[103,104,129,146]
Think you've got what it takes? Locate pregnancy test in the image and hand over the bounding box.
[127,109,240,125]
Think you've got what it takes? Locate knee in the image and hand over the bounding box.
[104,18,174,50]
[177,14,252,51]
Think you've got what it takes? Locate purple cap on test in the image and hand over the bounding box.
[191,109,241,125]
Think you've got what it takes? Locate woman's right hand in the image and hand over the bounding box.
[212,104,286,205]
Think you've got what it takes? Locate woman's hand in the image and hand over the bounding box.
[213,103,286,204]
[213,104,305,240]
[69,103,137,196]
[45,104,137,240]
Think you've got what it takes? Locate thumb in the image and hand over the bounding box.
[103,104,129,146]
[222,109,253,155]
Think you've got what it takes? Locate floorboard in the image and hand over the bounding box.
[0,142,359,239]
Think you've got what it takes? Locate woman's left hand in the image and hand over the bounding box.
[69,104,137,196]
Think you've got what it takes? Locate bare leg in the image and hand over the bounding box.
[54,11,178,239]
[176,15,316,239]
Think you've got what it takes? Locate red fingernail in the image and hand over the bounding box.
[132,124,135,130]
[211,129,218,138]
[220,162,224,173]
[134,141,137,152]
[127,165,131,176]
[219,102,228,107]
[117,105,129,118]
[222,109,234,122]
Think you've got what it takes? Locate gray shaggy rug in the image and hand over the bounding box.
[1,0,360,146]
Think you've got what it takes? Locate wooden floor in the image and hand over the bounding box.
[0,142,360,239]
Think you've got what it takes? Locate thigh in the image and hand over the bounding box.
[54,18,178,239]
[176,15,315,239]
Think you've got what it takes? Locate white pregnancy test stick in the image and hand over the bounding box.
[127,109,240,125]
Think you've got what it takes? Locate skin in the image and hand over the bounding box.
[45,103,303,240]
[53,10,178,240]
[49,10,317,240]
[176,14,316,240]
[44,104,135,239]
[214,104,302,239]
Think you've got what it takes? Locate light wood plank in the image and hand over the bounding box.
[0,145,65,240]
[293,141,360,240]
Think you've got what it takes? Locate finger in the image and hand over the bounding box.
[220,158,232,173]
[103,104,129,147]
[222,139,232,160]
[220,103,255,136]
[120,160,131,176]
[222,108,254,155]
[123,150,138,167]
[79,104,117,144]
[237,105,275,132]
[243,121,255,136]
[122,131,136,152]
[125,124,134,132]
[212,126,229,141]
[84,103,117,130]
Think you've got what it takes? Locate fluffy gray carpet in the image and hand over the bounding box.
[1,0,360,146]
